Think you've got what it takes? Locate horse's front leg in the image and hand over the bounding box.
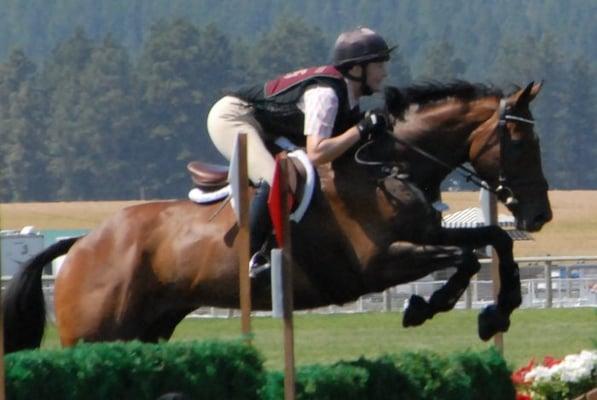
[434,227,522,340]
[402,248,480,328]
[363,241,466,294]
[364,241,470,325]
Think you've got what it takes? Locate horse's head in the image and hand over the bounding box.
[468,81,552,231]
[381,81,552,232]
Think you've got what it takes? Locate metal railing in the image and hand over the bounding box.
[2,256,596,319]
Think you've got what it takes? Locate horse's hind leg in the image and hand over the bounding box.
[140,309,192,342]
[402,248,480,327]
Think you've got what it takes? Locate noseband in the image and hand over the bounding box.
[355,98,538,206]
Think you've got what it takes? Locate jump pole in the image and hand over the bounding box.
[230,133,252,341]
[0,240,4,400]
[270,154,296,400]
[480,187,504,353]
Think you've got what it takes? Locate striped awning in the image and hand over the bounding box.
[441,207,532,240]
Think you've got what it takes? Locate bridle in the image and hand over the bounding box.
[355,98,538,206]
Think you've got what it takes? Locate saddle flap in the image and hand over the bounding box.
[187,161,229,188]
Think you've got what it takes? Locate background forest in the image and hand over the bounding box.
[0,0,595,201]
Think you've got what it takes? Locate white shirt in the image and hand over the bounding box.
[297,81,358,138]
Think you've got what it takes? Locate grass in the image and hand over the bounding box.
[40,308,596,371]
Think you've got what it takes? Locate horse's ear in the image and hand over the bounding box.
[384,86,408,120]
[515,80,543,107]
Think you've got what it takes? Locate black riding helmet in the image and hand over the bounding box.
[333,27,395,95]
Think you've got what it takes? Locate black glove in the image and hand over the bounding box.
[356,110,388,141]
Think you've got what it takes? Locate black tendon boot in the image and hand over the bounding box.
[249,181,273,280]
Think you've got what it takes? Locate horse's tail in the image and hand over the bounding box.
[3,236,80,353]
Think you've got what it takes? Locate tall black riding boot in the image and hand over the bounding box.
[249,181,272,278]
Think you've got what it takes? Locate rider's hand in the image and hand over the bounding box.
[356,110,388,141]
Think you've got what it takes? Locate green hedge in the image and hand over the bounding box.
[6,342,514,400]
[263,349,515,400]
[5,340,265,400]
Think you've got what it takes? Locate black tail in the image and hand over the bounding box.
[3,237,80,353]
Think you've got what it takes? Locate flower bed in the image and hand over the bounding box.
[513,350,597,400]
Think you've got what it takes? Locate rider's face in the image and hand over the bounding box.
[365,61,388,92]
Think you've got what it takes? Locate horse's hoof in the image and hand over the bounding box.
[403,295,433,328]
[478,305,511,341]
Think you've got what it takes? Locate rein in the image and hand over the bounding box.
[354,98,536,205]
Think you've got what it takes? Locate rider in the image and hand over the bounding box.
[207,27,393,274]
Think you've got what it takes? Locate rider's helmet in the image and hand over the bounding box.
[332,27,395,95]
[333,27,395,69]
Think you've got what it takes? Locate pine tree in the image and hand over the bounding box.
[417,40,466,81]
[0,49,48,201]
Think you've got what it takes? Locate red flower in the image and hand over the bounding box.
[512,359,536,385]
[516,394,532,400]
[542,356,562,368]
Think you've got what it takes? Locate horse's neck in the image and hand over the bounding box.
[394,99,495,199]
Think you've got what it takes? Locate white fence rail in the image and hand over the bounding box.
[2,256,596,320]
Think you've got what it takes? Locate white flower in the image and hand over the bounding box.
[525,350,597,385]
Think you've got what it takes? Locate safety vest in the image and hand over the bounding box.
[235,65,360,146]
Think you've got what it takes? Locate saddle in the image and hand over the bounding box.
[186,150,316,222]
[187,161,229,190]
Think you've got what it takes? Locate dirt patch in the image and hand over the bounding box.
[1,191,595,257]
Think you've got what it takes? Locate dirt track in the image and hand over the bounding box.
[1,191,596,257]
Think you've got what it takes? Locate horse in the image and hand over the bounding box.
[3,80,551,353]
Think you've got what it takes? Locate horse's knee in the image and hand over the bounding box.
[461,250,481,276]
[488,226,513,253]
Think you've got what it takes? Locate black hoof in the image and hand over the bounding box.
[478,305,511,341]
[403,295,434,328]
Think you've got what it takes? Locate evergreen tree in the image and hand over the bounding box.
[43,27,95,200]
[564,56,596,187]
[417,40,466,81]
[0,49,48,201]
[75,35,141,199]
[249,16,329,81]
[136,18,213,198]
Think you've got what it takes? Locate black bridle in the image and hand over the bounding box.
[355,98,537,206]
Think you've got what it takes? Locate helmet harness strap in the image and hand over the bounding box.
[343,63,373,96]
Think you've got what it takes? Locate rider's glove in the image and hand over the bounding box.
[356,110,388,141]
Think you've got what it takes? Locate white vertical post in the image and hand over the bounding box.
[230,133,252,341]
[480,186,504,353]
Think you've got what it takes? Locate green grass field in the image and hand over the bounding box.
[40,308,596,371]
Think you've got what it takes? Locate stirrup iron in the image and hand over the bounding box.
[249,250,271,278]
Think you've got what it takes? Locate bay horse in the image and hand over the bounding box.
[3,81,551,353]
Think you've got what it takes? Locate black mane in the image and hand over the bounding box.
[385,81,504,119]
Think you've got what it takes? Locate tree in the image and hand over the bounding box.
[417,40,466,82]
[73,35,141,199]
[43,27,95,199]
[136,18,212,198]
[248,16,329,81]
[0,49,48,201]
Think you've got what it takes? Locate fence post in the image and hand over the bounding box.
[383,288,392,312]
[269,154,296,400]
[465,285,472,309]
[482,188,504,353]
[230,133,252,341]
[545,261,552,308]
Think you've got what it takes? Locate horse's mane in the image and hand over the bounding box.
[385,80,504,119]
